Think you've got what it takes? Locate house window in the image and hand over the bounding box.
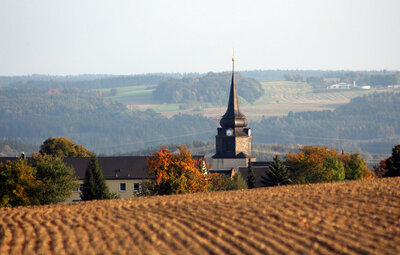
[74,184,85,192]
[133,183,140,192]
[120,183,126,192]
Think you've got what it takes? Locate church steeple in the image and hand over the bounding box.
[220,56,248,129]
[212,57,253,166]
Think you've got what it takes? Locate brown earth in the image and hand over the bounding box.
[1,178,400,255]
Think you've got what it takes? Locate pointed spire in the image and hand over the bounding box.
[220,57,248,128]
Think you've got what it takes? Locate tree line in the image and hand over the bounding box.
[2,73,189,90]
[153,72,264,105]
[284,72,399,87]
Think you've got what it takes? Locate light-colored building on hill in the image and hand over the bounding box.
[64,156,151,202]
[328,82,352,89]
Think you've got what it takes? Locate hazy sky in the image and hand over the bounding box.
[1,0,399,75]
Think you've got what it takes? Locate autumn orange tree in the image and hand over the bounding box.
[146,146,208,195]
[0,159,41,207]
[286,145,373,184]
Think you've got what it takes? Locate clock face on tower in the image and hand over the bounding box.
[226,129,233,136]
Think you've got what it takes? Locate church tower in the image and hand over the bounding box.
[212,57,254,170]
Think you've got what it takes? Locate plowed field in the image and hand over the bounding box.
[1,178,400,255]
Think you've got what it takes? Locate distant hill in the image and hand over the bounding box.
[1,84,400,156]
[5,74,181,90]
[251,92,400,155]
[153,72,264,104]
[0,87,216,153]
[239,70,400,83]
[0,139,37,157]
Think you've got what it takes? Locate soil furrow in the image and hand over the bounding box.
[0,178,399,254]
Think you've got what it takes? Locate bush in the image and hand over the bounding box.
[208,172,247,191]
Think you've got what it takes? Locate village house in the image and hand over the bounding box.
[64,155,206,202]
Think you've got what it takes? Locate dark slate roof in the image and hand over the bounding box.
[0,157,20,165]
[220,60,248,129]
[65,155,205,180]
[239,166,270,188]
[64,156,151,180]
[252,161,273,167]
[209,169,234,176]
[1,155,206,181]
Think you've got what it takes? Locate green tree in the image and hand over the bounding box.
[31,154,78,204]
[247,159,256,189]
[227,172,247,190]
[383,145,400,177]
[81,156,117,200]
[0,159,41,207]
[341,153,373,180]
[207,173,230,191]
[321,156,345,182]
[261,155,292,186]
[208,172,247,191]
[40,137,94,158]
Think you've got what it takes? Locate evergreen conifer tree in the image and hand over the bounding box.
[81,156,113,201]
[247,159,256,189]
[261,155,292,187]
[383,145,400,177]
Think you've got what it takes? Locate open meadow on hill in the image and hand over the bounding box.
[152,80,379,120]
[1,177,399,254]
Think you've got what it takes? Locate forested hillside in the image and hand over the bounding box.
[153,72,264,104]
[252,92,400,155]
[1,84,400,156]
[7,74,177,90]
[0,87,216,153]
[0,139,37,156]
